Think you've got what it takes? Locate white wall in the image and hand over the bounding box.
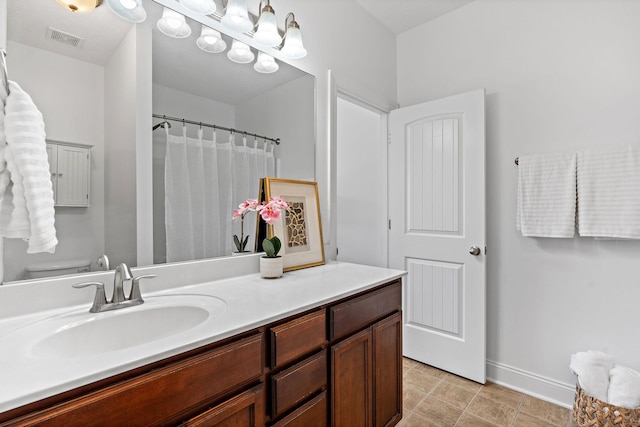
[397,0,640,405]
[235,75,315,181]
[3,41,105,281]
[104,27,139,267]
[244,0,398,256]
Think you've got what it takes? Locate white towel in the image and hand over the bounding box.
[577,148,640,239]
[0,81,57,253]
[517,152,577,237]
[570,350,615,402]
[608,366,640,409]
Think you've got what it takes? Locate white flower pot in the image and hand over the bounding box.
[260,256,283,279]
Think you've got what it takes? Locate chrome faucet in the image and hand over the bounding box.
[73,263,157,313]
[112,263,132,304]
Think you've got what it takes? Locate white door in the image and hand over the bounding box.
[388,89,486,383]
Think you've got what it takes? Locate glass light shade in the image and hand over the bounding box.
[253,7,282,47]
[280,25,307,59]
[180,0,216,15]
[56,0,102,13]
[254,52,279,74]
[221,0,253,33]
[227,40,255,64]
[105,0,146,23]
[157,8,192,39]
[197,26,227,53]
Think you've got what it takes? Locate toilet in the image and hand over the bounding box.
[25,259,92,279]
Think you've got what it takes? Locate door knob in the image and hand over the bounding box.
[469,246,481,256]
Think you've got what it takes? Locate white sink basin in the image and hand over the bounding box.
[4,294,227,359]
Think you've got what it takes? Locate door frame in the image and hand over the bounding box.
[327,70,397,263]
[335,91,390,266]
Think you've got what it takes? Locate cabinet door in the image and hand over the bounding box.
[271,391,327,427]
[331,329,372,427]
[180,385,264,427]
[55,145,90,206]
[46,144,57,200]
[372,313,402,427]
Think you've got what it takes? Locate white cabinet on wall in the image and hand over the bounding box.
[46,141,92,207]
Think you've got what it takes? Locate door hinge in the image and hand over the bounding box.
[388,219,391,230]
[387,133,391,144]
[336,247,339,256]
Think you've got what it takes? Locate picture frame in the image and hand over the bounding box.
[261,178,325,272]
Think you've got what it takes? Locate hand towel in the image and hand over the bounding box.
[0,80,57,253]
[577,148,640,239]
[570,350,615,402]
[608,366,640,409]
[517,152,577,237]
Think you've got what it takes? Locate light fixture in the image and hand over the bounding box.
[280,13,307,59]
[180,0,216,15]
[197,25,227,53]
[221,0,253,33]
[227,40,255,64]
[157,7,192,38]
[56,0,103,13]
[253,0,282,47]
[254,52,278,73]
[105,0,146,23]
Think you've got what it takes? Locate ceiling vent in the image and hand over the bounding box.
[46,27,85,48]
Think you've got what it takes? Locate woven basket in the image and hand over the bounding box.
[573,384,640,427]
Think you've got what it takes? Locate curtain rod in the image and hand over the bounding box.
[152,114,280,145]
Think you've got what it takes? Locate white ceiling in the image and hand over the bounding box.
[354,0,476,34]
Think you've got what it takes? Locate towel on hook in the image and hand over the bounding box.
[577,148,640,239]
[570,350,615,402]
[0,81,57,253]
[608,366,640,409]
[516,152,577,237]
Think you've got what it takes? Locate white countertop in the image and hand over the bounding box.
[0,261,405,413]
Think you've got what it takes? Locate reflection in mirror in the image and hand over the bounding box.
[3,0,315,283]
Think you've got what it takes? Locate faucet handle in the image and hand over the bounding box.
[129,274,157,302]
[73,281,107,313]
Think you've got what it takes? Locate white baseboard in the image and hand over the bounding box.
[486,360,575,409]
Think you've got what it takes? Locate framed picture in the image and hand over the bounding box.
[263,178,325,272]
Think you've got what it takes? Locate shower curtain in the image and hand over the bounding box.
[164,125,276,263]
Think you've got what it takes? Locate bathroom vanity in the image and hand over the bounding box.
[0,261,405,426]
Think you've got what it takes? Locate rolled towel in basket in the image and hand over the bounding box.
[570,350,615,401]
[608,366,640,409]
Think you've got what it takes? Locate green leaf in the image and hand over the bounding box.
[271,236,281,256]
[233,235,241,252]
[242,235,250,250]
[262,238,275,257]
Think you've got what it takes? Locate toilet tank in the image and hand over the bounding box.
[25,259,92,279]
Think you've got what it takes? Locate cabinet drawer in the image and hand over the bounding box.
[271,391,327,427]
[8,334,263,427]
[180,385,264,427]
[270,309,326,368]
[329,280,401,341]
[270,350,327,418]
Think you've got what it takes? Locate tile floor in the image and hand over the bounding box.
[399,358,578,427]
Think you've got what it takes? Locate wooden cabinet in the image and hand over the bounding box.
[46,142,91,207]
[2,334,264,427]
[180,385,264,427]
[1,279,402,427]
[330,281,403,427]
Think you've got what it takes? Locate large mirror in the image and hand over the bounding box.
[3,0,315,283]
